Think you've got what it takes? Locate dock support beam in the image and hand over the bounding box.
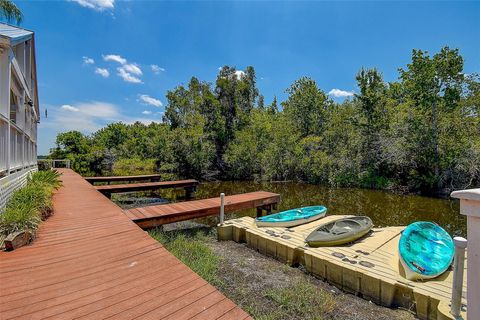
[184,186,197,200]
[256,203,277,217]
[451,188,480,320]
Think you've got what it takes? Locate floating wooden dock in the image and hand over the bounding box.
[0,169,251,320]
[218,216,467,320]
[85,173,162,184]
[95,179,199,198]
[125,191,280,229]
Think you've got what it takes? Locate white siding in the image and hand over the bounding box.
[0,31,39,210]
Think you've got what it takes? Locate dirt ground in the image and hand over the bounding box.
[208,238,416,320]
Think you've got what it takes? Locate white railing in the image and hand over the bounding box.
[0,167,37,211]
[37,159,71,170]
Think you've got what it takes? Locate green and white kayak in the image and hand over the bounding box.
[399,221,454,281]
[255,206,327,228]
[305,216,373,247]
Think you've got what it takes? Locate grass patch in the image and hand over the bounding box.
[148,228,222,286]
[261,280,336,320]
[0,170,62,237]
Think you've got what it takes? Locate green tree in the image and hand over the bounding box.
[282,77,330,137]
[399,46,465,190]
[0,0,22,24]
[354,68,388,184]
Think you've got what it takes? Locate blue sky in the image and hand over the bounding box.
[11,0,480,154]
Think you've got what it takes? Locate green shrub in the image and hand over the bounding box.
[112,158,157,176]
[0,170,61,237]
[29,170,63,189]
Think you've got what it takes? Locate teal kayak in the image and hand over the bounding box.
[255,206,327,228]
[399,221,454,280]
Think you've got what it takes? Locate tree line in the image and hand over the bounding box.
[51,46,480,195]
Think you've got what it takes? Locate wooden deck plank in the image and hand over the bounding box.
[0,169,251,320]
[85,174,162,184]
[94,179,199,195]
[125,191,281,228]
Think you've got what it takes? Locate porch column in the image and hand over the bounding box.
[451,188,480,320]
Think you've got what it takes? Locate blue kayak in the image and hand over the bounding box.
[255,206,327,227]
[398,221,454,280]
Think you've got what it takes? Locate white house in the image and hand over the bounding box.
[0,23,39,209]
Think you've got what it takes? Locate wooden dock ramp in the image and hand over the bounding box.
[95,179,199,198]
[0,169,251,319]
[85,173,162,184]
[125,191,280,229]
[218,216,467,320]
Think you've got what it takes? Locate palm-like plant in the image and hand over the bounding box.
[0,0,22,24]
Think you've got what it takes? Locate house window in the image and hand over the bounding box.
[9,90,17,123]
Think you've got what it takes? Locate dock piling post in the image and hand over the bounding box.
[219,193,225,224]
[451,236,467,318]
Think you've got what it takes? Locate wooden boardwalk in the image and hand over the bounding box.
[125,192,281,229]
[219,216,467,320]
[85,174,162,184]
[0,169,251,320]
[95,179,199,198]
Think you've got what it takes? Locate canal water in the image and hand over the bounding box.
[115,180,466,237]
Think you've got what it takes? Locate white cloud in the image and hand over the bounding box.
[95,67,110,78]
[139,94,163,107]
[235,70,245,79]
[122,63,142,76]
[103,54,127,65]
[117,67,143,83]
[60,104,79,112]
[83,56,95,65]
[151,65,165,74]
[72,0,114,11]
[71,0,114,11]
[142,110,152,115]
[61,101,119,118]
[103,54,145,83]
[328,88,355,98]
[46,102,120,133]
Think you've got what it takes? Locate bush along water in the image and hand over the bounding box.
[0,170,62,250]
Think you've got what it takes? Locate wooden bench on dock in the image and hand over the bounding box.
[125,191,281,229]
[85,174,162,184]
[95,179,199,199]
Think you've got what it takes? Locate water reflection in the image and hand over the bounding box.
[115,181,465,237]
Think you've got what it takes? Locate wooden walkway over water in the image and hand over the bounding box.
[0,169,251,320]
[85,174,162,184]
[125,191,281,229]
[95,179,199,198]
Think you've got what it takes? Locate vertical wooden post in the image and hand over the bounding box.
[451,188,480,320]
[256,207,263,218]
[185,186,196,200]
